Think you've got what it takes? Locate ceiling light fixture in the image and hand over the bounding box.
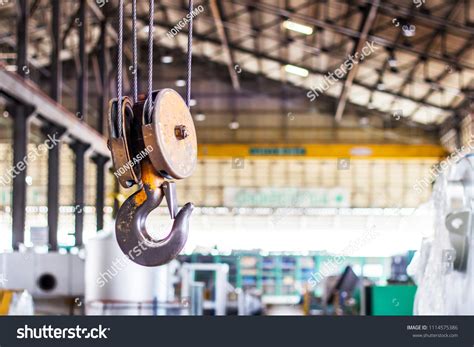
[283,20,313,35]
[388,54,397,68]
[359,117,369,126]
[25,176,33,185]
[402,24,416,37]
[175,79,186,87]
[229,121,240,130]
[195,113,206,122]
[161,55,173,64]
[284,64,309,77]
[5,65,17,72]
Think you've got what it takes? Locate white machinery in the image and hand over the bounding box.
[0,251,84,298]
[85,230,157,303]
[412,155,474,315]
[85,229,184,315]
[181,263,229,316]
[85,230,158,315]
[444,154,473,272]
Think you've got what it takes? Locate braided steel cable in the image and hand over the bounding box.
[186,0,194,108]
[132,0,138,103]
[147,0,154,122]
[116,0,124,136]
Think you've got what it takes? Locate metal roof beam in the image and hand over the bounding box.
[335,0,379,122]
[210,0,241,91]
[230,0,474,70]
[148,17,452,112]
[374,0,474,37]
[0,66,110,158]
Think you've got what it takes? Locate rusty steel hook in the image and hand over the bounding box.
[116,160,194,267]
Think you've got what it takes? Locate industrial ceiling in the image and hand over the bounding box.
[0,0,472,133]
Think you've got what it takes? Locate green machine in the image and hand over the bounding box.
[366,285,417,316]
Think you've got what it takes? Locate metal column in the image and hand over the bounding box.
[46,127,60,250]
[77,0,87,121]
[11,105,31,250]
[16,0,28,74]
[41,125,65,251]
[93,16,109,232]
[71,141,89,247]
[97,17,107,135]
[51,0,61,102]
[44,0,63,251]
[12,0,30,250]
[72,0,88,247]
[92,155,108,231]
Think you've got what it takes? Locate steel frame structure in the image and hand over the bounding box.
[0,0,472,250]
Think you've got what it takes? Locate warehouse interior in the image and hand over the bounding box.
[0,0,473,316]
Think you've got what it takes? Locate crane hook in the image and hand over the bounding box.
[111,89,196,266]
[116,159,194,267]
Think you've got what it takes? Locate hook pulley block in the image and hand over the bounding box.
[108,90,197,267]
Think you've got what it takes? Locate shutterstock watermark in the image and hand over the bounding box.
[307,41,379,101]
[17,325,109,339]
[413,139,474,194]
[96,239,150,288]
[307,225,379,288]
[166,5,204,39]
[0,133,60,187]
[413,0,425,8]
[114,145,153,178]
[96,0,109,8]
[0,272,7,287]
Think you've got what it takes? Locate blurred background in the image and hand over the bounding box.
[0,0,473,316]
